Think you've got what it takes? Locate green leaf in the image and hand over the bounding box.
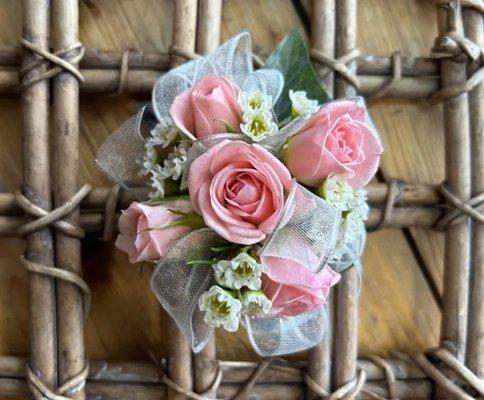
[144,194,191,205]
[163,211,206,230]
[264,29,331,121]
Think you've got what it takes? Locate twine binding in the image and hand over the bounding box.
[19,38,85,91]
[15,184,92,238]
[369,52,403,99]
[26,363,89,400]
[309,48,361,89]
[427,0,484,104]
[369,179,405,231]
[434,182,484,230]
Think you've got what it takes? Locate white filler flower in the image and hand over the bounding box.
[199,286,242,332]
[321,174,355,211]
[213,252,266,290]
[148,165,166,199]
[240,109,278,142]
[242,290,272,317]
[350,189,370,221]
[148,118,180,148]
[161,140,190,181]
[238,89,273,113]
[289,89,319,117]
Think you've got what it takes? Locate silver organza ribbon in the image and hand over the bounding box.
[96,32,369,356]
[150,181,341,356]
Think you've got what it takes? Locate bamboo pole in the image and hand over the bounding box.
[436,1,471,369]
[0,69,440,97]
[0,205,444,238]
[193,1,222,395]
[0,355,429,383]
[171,0,198,67]
[0,183,443,216]
[0,355,434,399]
[21,0,57,394]
[307,0,336,397]
[463,7,484,379]
[167,2,198,399]
[51,1,86,398]
[333,0,360,391]
[0,44,441,75]
[0,377,434,400]
[196,0,222,54]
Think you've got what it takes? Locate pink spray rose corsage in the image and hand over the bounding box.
[97,32,382,357]
[284,100,383,189]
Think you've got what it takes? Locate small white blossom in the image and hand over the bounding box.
[350,189,370,221]
[140,145,159,177]
[238,89,272,113]
[199,286,242,332]
[333,208,366,260]
[240,109,278,142]
[242,290,272,317]
[289,90,319,116]
[148,118,180,148]
[148,165,166,199]
[160,140,190,181]
[213,252,266,290]
[321,174,355,211]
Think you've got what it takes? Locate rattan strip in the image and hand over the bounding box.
[16,184,92,399]
[19,38,85,90]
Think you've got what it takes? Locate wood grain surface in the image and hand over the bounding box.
[0,0,443,362]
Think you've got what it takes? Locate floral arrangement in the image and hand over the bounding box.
[97,31,383,356]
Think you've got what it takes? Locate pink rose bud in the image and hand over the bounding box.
[115,200,195,263]
[284,100,383,189]
[261,255,341,317]
[188,140,292,245]
[170,75,242,139]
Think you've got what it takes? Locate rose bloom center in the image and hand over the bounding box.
[327,118,363,163]
[225,172,261,206]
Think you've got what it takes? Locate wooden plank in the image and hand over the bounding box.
[0,0,441,365]
[358,0,446,297]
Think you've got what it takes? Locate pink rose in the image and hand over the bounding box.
[188,140,292,245]
[261,255,341,317]
[115,200,193,263]
[284,100,383,189]
[170,75,242,140]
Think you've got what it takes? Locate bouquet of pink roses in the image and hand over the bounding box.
[97,31,382,356]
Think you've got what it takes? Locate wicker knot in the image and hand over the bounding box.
[310,48,361,89]
[26,363,89,400]
[427,0,484,104]
[116,49,145,94]
[369,179,406,231]
[434,183,484,230]
[15,184,91,238]
[304,370,368,400]
[151,356,275,400]
[425,0,484,13]
[368,51,403,99]
[393,348,484,400]
[19,38,85,91]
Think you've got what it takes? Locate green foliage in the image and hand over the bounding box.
[264,29,331,121]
